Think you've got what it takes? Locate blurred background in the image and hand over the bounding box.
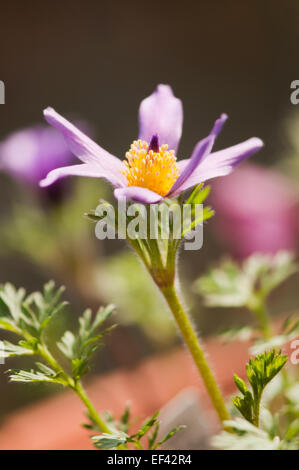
[0,0,299,439]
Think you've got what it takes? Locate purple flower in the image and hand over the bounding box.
[0,125,75,185]
[39,84,263,203]
[211,163,299,257]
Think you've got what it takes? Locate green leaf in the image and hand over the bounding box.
[131,411,160,440]
[57,304,115,380]
[57,331,76,360]
[185,183,204,204]
[89,406,184,450]
[185,183,211,206]
[24,282,67,334]
[0,281,67,339]
[194,259,252,307]
[154,425,185,449]
[232,393,253,423]
[0,284,27,327]
[148,423,160,450]
[246,350,287,399]
[0,318,22,334]
[91,432,128,450]
[0,340,34,358]
[195,251,297,309]
[191,185,211,205]
[9,362,65,384]
[232,350,287,425]
[234,374,250,395]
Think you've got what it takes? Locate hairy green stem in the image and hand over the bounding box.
[160,284,230,424]
[130,234,230,426]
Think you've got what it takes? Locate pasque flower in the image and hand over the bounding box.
[0,125,75,185]
[38,85,265,427]
[40,85,263,201]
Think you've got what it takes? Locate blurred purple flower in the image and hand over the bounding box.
[211,163,299,257]
[0,125,74,185]
[39,84,263,203]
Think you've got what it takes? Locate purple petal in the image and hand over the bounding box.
[167,136,214,197]
[177,159,189,172]
[39,163,121,188]
[172,137,264,195]
[43,107,125,185]
[167,113,227,197]
[210,113,228,138]
[114,186,163,203]
[138,85,183,152]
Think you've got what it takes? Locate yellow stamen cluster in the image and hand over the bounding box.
[122,139,179,196]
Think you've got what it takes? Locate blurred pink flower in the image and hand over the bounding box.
[0,121,91,205]
[0,125,74,185]
[211,163,299,257]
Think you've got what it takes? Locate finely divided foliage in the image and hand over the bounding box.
[0,281,183,450]
[232,350,287,426]
[0,281,114,385]
[57,306,115,381]
[90,408,184,451]
[0,281,67,351]
[197,252,299,450]
[195,252,297,309]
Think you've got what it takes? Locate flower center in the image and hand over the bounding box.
[122,138,179,197]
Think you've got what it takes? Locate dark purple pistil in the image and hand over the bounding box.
[148,134,159,153]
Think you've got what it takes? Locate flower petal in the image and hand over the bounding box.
[114,186,163,203]
[210,113,228,138]
[177,159,189,172]
[138,84,183,152]
[172,137,264,195]
[39,163,120,188]
[43,107,125,183]
[167,114,227,197]
[167,136,214,197]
